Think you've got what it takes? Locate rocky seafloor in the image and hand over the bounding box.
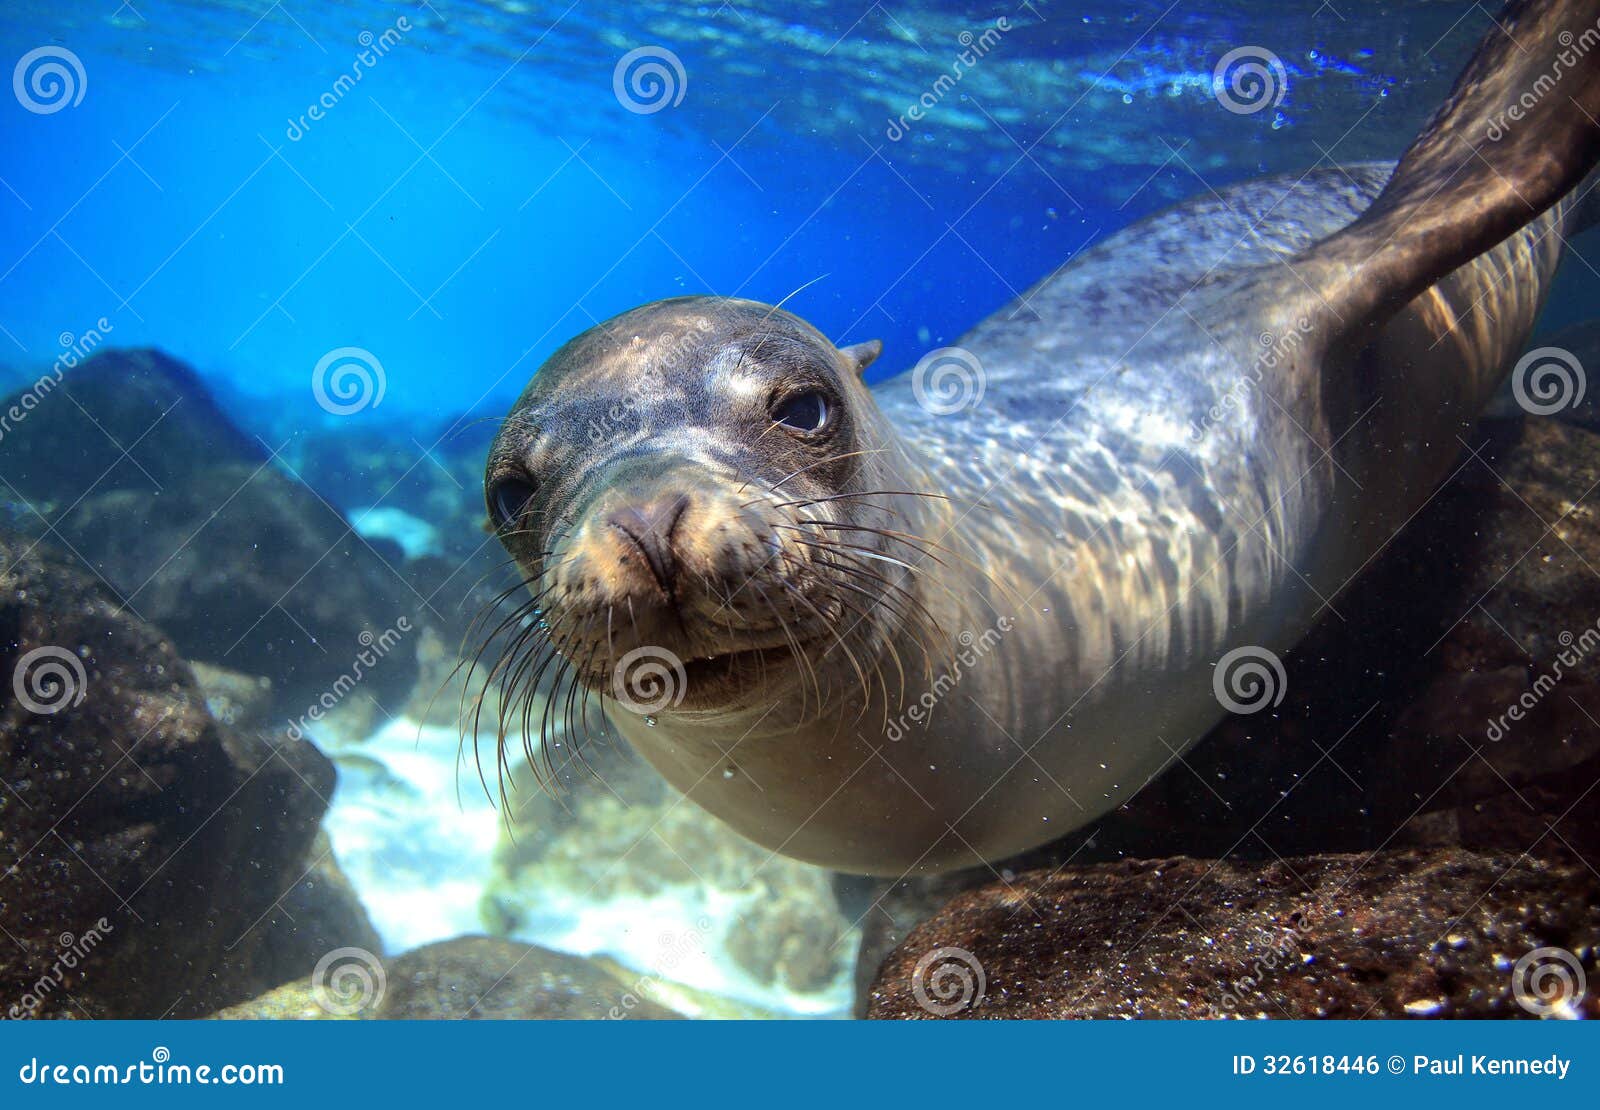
[1,346,1596,1020]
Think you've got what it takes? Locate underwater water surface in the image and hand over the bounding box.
[1,0,1598,1022]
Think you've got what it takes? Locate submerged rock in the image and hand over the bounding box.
[0,348,420,719]
[377,936,682,1019]
[867,850,1598,1019]
[219,831,385,1004]
[0,347,265,495]
[0,531,344,1017]
[213,935,683,1019]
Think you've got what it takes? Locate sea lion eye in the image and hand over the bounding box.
[487,476,538,530]
[772,391,830,433]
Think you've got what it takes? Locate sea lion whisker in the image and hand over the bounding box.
[782,540,951,681]
[801,519,1023,611]
[773,489,954,511]
[820,560,948,683]
[751,579,823,717]
[752,448,891,500]
[780,577,872,710]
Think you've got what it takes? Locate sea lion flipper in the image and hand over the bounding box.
[1300,0,1600,333]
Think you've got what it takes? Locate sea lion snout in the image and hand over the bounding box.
[545,460,832,699]
[604,491,690,594]
[578,471,773,607]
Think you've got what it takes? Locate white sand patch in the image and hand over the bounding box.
[511,886,855,1018]
[349,505,441,559]
[320,717,502,953]
[319,714,855,1016]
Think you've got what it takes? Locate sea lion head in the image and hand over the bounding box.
[484,296,921,721]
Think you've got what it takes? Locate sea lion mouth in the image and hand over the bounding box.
[681,641,803,686]
[585,630,831,711]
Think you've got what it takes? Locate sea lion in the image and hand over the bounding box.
[478,0,1600,875]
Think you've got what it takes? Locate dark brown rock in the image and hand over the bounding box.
[0,531,335,1018]
[0,347,265,496]
[376,936,682,1019]
[0,348,420,717]
[52,464,421,717]
[212,831,385,1006]
[867,850,1599,1019]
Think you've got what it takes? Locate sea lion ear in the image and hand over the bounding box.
[838,339,882,376]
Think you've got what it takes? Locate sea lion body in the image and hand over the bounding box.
[599,168,1573,875]
[484,0,1600,875]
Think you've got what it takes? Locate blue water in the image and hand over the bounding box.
[2,0,1560,430]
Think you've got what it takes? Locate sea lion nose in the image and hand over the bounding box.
[606,492,691,593]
